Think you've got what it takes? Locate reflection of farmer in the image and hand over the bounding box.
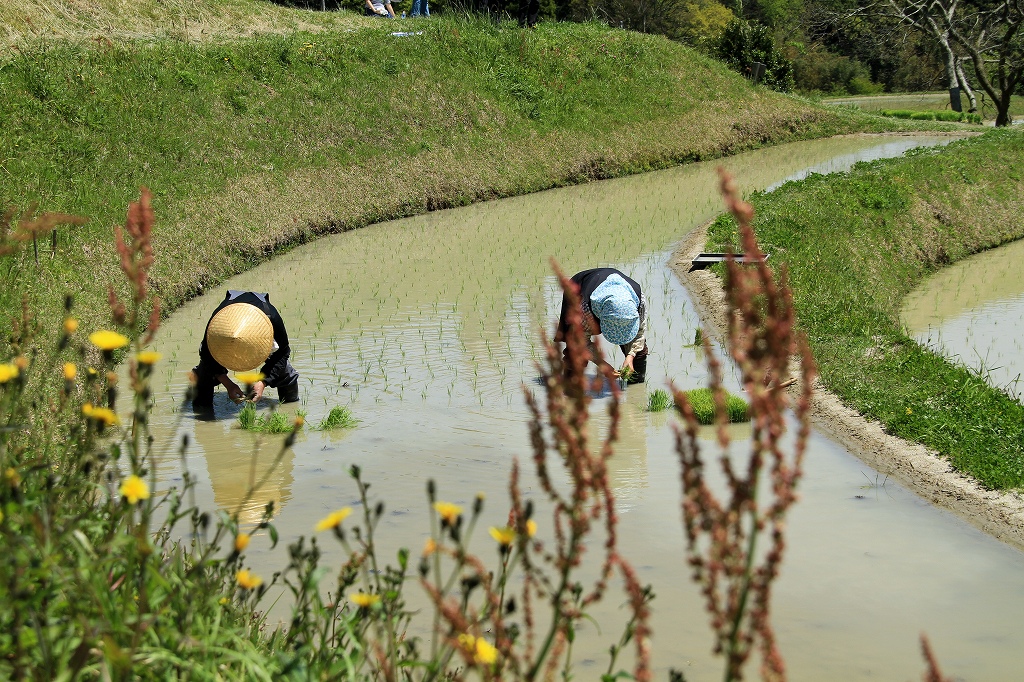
[191,291,300,410]
[555,268,649,384]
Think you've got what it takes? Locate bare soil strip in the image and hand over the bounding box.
[671,220,1024,551]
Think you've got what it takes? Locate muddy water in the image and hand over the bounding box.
[142,134,1024,680]
[902,237,1024,402]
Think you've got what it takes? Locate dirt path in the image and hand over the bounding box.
[670,224,1024,551]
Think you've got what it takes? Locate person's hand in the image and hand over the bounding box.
[621,355,636,374]
[250,380,267,403]
[225,381,245,403]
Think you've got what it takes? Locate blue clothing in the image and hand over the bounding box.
[410,0,429,16]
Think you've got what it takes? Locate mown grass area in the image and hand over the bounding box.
[707,129,1024,489]
[0,0,365,44]
[0,6,945,364]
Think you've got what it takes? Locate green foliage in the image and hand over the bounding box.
[647,388,673,411]
[677,0,735,50]
[878,109,982,124]
[716,18,794,91]
[317,405,358,430]
[681,387,750,424]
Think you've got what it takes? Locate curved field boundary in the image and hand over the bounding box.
[673,130,1024,548]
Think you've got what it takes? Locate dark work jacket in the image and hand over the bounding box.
[557,268,643,339]
[197,291,293,388]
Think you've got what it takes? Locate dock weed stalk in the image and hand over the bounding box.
[671,169,816,682]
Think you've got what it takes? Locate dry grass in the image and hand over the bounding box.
[0,0,364,45]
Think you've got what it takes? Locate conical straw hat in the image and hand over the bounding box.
[206,303,274,371]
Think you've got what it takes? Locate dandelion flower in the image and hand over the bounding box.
[84,405,119,427]
[423,538,437,556]
[120,475,149,504]
[235,371,264,385]
[526,519,537,537]
[234,533,251,552]
[63,363,77,381]
[219,596,229,605]
[315,507,352,532]
[63,317,79,335]
[433,501,462,525]
[0,364,19,384]
[89,330,130,352]
[458,634,498,665]
[236,569,262,590]
[136,351,162,365]
[489,526,516,546]
[349,592,381,608]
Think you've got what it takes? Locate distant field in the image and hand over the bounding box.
[823,92,1024,125]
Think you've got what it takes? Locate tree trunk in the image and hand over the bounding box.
[955,58,977,113]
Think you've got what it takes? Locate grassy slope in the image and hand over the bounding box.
[708,129,1024,489]
[0,3,948,355]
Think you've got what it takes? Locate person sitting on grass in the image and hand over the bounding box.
[190,290,300,411]
[365,0,396,17]
[555,268,649,384]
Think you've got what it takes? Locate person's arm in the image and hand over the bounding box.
[621,301,647,372]
[215,374,246,402]
[384,1,396,16]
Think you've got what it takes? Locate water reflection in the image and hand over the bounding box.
[902,236,1024,401]
[135,134,1024,681]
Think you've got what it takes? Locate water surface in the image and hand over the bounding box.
[142,134,1024,680]
[902,237,1024,401]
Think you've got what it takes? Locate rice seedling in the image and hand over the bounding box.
[238,403,307,433]
[316,405,358,430]
[647,388,673,412]
[680,387,750,424]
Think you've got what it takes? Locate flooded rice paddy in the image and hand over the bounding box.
[142,135,1024,680]
[902,237,1024,403]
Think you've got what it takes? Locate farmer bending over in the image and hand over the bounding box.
[555,268,649,384]
[191,290,300,410]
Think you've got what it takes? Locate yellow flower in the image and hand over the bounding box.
[5,468,20,487]
[349,592,381,608]
[236,569,262,590]
[526,519,537,537]
[489,526,516,546]
[63,363,77,381]
[0,364,19,384]
[219,596,229,605]
[89,330,130,352]
[136,351,162,365]
[433,501,462,525]
[63,317,79,335]
[83,404,119,427]
[315,507,352,532]
[235,371,265,385]
[423,538,437,556]
[234,533,251,552]
[458,634,498,665]
[120,475,150,504]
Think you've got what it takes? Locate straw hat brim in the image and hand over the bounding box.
[206,303,274,371]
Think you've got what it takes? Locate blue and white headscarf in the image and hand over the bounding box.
[590,274,640,345]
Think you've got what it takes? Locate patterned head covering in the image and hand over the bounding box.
[590,274,640,345]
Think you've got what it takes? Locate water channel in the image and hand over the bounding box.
[142,134,1024,680]
[902,236,1024,403]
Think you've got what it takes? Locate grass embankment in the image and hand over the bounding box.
[707,129,1024,490]
[1,6,949,359]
